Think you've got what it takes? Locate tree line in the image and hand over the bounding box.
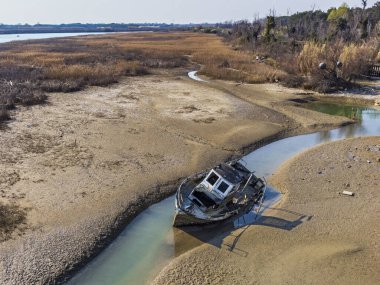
[216,1,380,92]
[224,1,380,45]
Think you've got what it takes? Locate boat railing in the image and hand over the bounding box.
[255,178,267,215]
[241,173,254,193]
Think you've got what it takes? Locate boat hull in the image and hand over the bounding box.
[173,208,238,227]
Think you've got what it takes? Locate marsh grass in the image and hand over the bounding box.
[1,32,377,121]
[193,44,286,83]
[0,32,289,121]
[0,32,285,87]
[0,203,27,241]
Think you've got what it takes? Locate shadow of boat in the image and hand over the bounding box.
[173,206,312,257]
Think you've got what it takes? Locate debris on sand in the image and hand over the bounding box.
[342,191,355,196]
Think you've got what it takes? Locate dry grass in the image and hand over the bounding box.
[339,41,379,80]
[0,80,47,120]
[298,40,379,79]
[0,203,27,241]
[0,32,290,121]
[297,42,326,76]
[193,44,286,83]
[294,40,379,92]
[0,32,287,87]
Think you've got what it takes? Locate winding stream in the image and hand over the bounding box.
[187,71,208,82]
[68,102,380,285]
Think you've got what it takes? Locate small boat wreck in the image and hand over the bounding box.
[173,160,266,227]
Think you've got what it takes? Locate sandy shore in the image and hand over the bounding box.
[153,137,380,285]
[0,71,354,284]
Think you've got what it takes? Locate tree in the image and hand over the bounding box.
[360,0,369,38]
[230,18,262,49]
[287,10,328,41]
[362,0,367,10]
[251,16,262,44]
[327,3,350,39]
[327,3,349,21]
[264,9,276,42]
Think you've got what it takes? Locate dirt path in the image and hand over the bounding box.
[0,72,352,284]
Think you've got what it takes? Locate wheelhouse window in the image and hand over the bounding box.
[206,172,219,186]
[217,181,230,193]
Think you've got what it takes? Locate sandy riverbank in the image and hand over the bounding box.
[0,71,354,284]
[153,136,380,285]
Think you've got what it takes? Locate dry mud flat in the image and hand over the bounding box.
[153,137,380,285]
[0,73,352,284]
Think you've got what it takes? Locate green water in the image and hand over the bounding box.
[305,101,380,121]
[68,102,380,285]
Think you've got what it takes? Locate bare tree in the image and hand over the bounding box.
[362,0,368,9]
[361,0,369,38]
[251,14,262,46]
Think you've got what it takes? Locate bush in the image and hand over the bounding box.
[0,106,10,121]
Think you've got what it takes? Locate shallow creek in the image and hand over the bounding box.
[68,102,380,285]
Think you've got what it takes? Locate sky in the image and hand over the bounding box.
[0,0,369,24]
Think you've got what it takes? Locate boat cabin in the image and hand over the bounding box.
[189,164,245,210]
[203,170,234,198]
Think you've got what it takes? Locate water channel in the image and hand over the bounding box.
[68,102,380,285]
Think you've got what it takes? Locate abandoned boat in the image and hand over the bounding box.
[173,160,266,227]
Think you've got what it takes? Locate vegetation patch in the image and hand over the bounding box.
[220,1,380,92]
[0,203,27,241]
